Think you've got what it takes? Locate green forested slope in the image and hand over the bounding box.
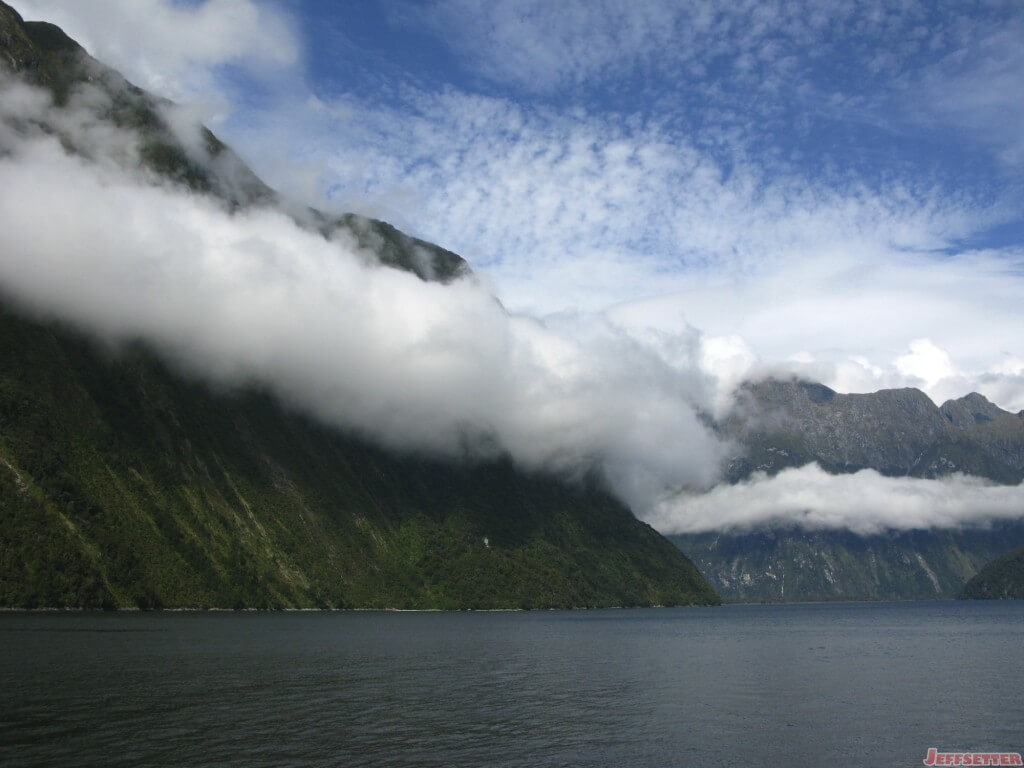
[959,547,1024,600]
[672,526,1024,603]
[0,306,718,609]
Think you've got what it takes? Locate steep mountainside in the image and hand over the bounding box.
[0,3,718,609]
[0,1,468,282]
[0,305,717,609]
[958,547,1024,600]
[671,378,1024,602]
[672,524,1024,603]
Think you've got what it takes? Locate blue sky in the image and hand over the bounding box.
[287,0,1023,221]
[15,0,1024,413]
[298,0,1021,196]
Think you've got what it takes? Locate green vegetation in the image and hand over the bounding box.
[958,547,1024,600]
[672,526,1024,603]
[0,306,718,609]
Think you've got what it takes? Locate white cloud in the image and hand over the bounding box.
[409,0,1024,173]
[892,338,961,394]
[410,0,689,93]
[0,74,726,515]
[232,85,989,287]
[609,248,1024,412]
[650,464,1024,536]
[14,0,299,118]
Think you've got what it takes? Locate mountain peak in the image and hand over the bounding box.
[739,377,934,410]
[1,2,94,103]
[939,392,1008,429]
[22,20,82,54]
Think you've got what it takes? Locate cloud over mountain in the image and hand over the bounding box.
[14,0,298,110]
[0,72,725,514]
[652,464,1024,536]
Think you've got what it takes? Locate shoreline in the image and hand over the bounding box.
[0,603,722,614]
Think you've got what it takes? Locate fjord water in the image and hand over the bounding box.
[2,602,1021,767]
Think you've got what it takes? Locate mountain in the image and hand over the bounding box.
[671,524,1024,603]
[721,379,1024,484]
[671,378,1024,602]
[958,547,1024,600]
[0,304,717,609]
[0,1,469,281]
[0,2,718,609]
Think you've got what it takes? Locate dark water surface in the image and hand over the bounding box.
[1,601,1021,767]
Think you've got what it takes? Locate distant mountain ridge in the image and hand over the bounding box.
[722,379,1024,484]
[672,378,1024,602]
[0,2,718,609]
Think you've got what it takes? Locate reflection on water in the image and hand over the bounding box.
[1,601,1021,767]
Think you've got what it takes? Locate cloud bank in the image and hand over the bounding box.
[650,464,1024,537]
[0,74,725,513]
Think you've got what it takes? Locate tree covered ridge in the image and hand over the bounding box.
[959,547,1024,600]
[0,306,718,609]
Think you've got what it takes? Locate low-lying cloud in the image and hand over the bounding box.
[651,464,1024,536]
[0,73,726,512]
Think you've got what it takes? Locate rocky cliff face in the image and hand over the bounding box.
[723,379,1024,483]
